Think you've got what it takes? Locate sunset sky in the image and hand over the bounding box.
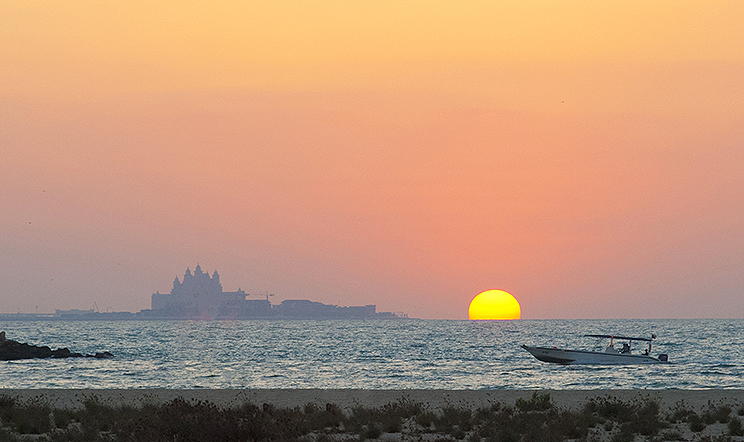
[2,1,743,319]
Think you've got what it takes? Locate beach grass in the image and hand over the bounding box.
[1,391,743,441]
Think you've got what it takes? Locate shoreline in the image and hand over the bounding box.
[2,389,743,411]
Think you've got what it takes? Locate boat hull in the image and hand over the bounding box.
[521,345,661,365]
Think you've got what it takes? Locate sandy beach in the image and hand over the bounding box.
[2,389,743,412]
[2,389,743,441]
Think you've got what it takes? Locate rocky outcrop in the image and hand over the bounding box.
[0,332,113,361]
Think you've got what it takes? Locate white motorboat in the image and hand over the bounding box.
[522,334,668,365]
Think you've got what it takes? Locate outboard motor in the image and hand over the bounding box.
[658,354,668,362]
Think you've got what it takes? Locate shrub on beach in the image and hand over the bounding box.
[0,394,52,435]
[514,392,552,412]
[729,416,744,436]
[580,395,668,439]
[0,393,741,442]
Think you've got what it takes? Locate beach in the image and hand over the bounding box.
[3,389,744,412]
[2,389,744,441]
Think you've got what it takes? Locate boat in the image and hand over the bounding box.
[522,334,668,365]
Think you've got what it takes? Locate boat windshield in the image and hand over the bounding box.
[587,334,655,354]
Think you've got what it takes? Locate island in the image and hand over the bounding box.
[0,265,410,321]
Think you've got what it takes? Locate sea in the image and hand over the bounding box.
[1,319,742,390]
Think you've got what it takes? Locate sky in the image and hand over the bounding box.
[2,1,743,319]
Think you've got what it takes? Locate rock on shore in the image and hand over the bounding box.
[0,331,113,361]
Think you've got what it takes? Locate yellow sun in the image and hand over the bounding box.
[468,290,521,320]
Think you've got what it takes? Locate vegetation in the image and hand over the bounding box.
[0,392,741,441]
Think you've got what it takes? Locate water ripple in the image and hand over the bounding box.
[0,319,742,389]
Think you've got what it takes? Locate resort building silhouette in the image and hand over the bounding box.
[151,265,405,320]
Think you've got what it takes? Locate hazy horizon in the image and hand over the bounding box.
[2,1,743,319]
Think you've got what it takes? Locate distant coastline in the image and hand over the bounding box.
[1,265,410,321]
[0,311,413,321]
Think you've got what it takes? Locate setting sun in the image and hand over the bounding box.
[468,290,521,320]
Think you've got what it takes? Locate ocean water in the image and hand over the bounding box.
[0,319,742,390]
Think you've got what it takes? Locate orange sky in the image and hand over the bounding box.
[2,1,743,318]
